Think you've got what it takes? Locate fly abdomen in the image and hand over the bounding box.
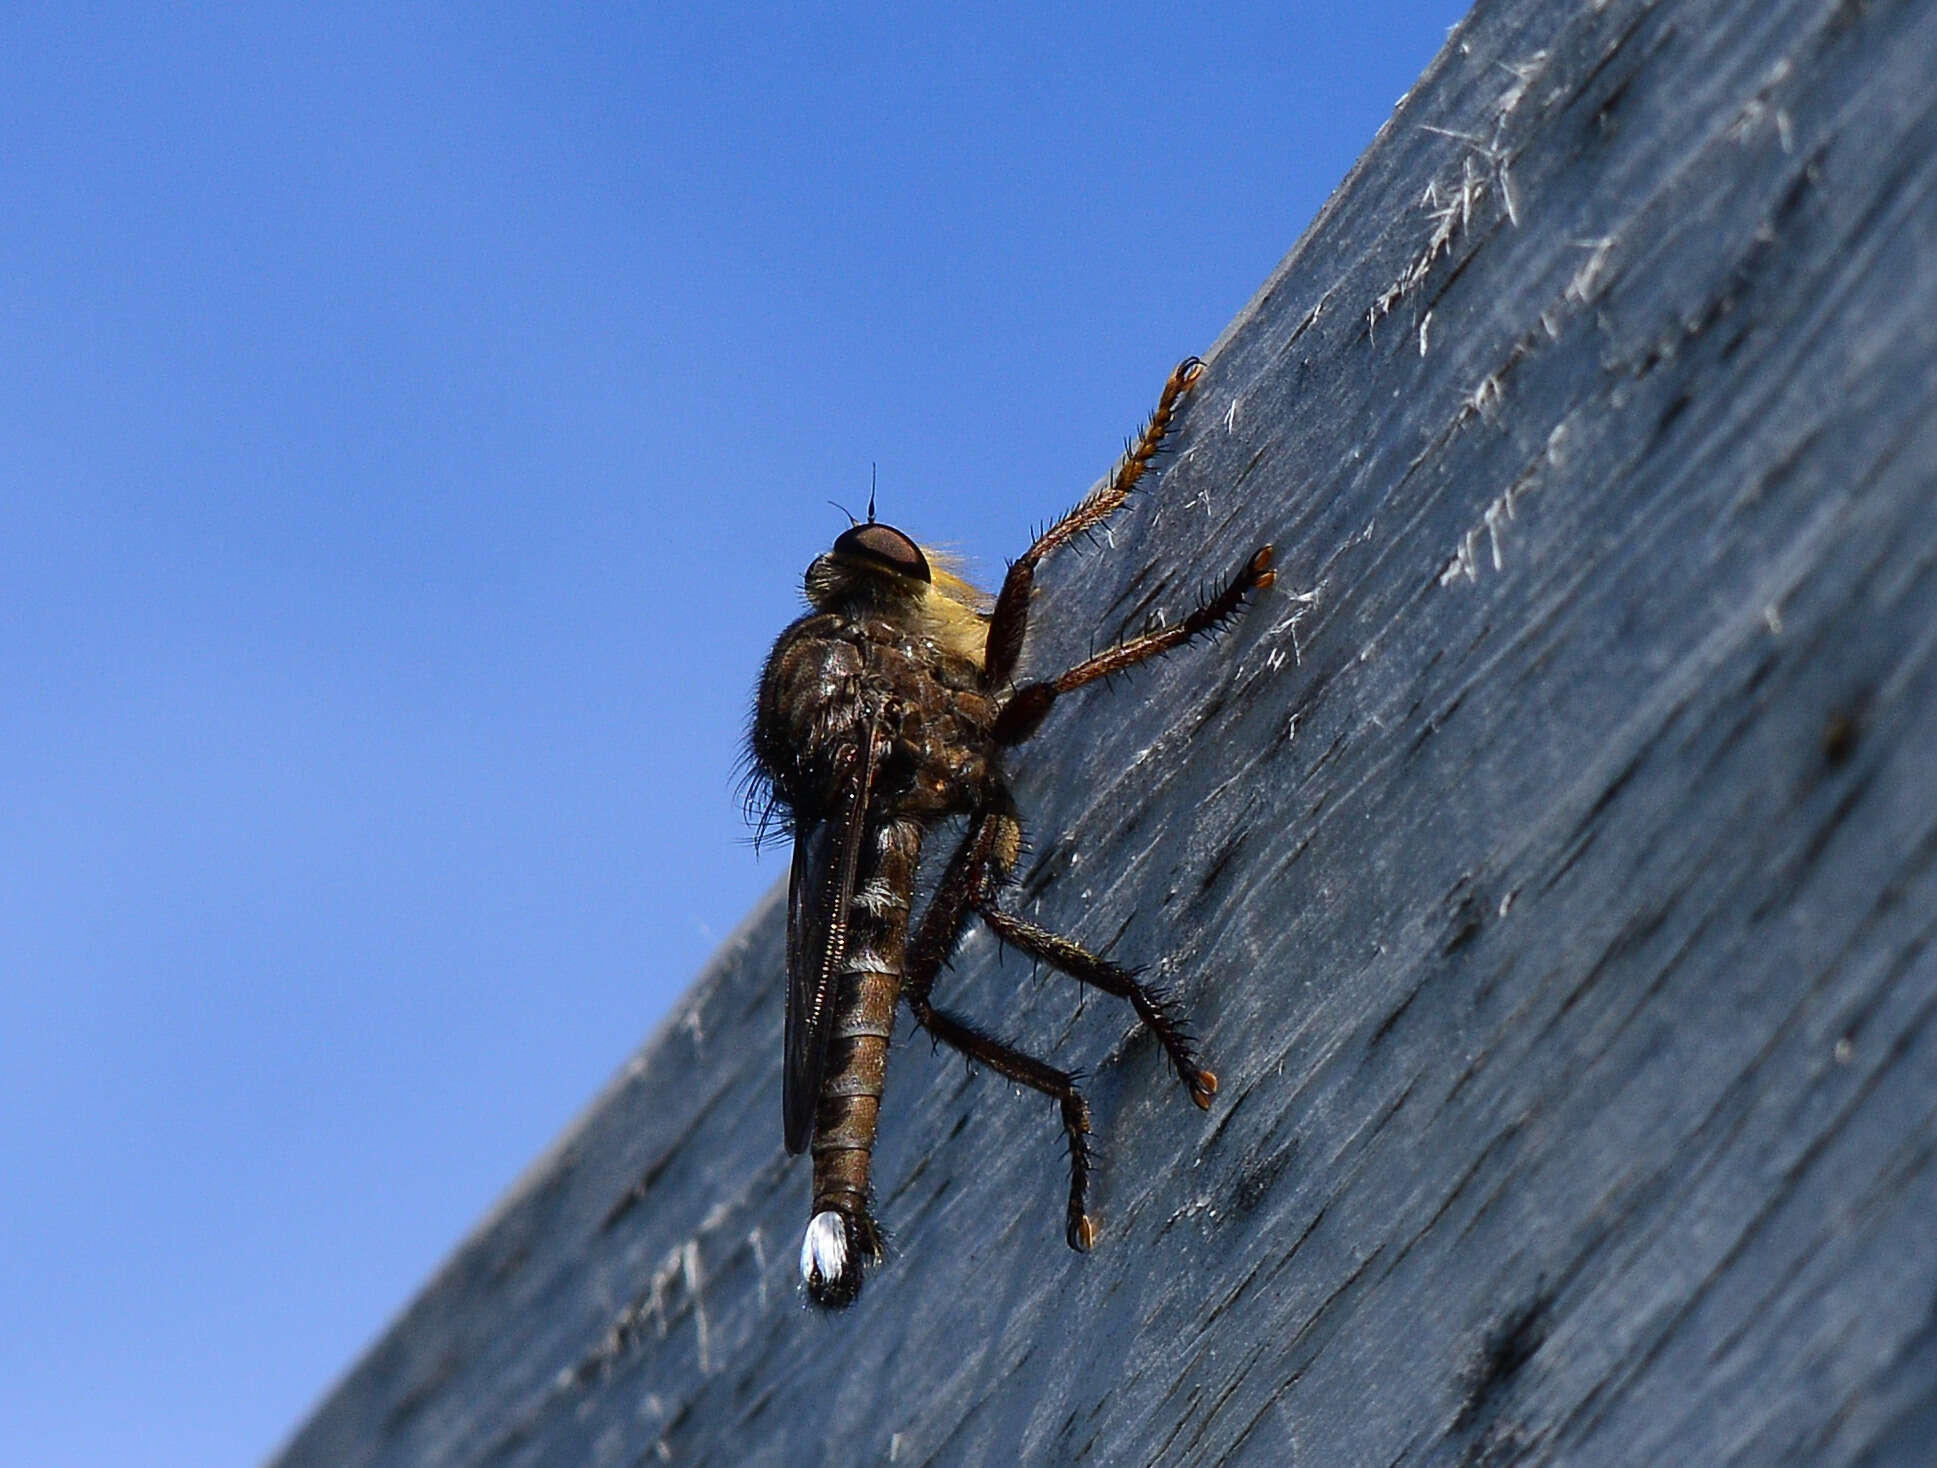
[812,958,899,1197]
[801,819,920,1307]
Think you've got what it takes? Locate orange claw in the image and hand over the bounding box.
[1190,1069,1220,1109]
[1072,1214,1098,1251]
[1250,545,1277,590]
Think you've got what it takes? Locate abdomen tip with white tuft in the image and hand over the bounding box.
[799,1210,866,1308]
[800,1211,848,1282]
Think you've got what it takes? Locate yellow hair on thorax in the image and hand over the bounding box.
[918,547,992,670]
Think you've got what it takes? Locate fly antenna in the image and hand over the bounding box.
[868,464,877,524]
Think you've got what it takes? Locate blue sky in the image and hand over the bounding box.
[1,4,1467,1461]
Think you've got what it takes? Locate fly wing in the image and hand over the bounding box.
[782,725,882,1154]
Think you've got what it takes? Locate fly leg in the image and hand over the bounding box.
[903,803,1013,997]
[984,357,1206,687]
[972,904,1217,1109]
[904,1000,1098,1252]
[903,803,1099,1250]
[906,794,1218,1108]
[993,544,1275,746]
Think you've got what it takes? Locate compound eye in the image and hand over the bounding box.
[832,522,930,582]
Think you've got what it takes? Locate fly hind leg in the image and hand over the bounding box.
[903,802,1098,1249]
[973,904,1218,1108]
[903,804,1014,1004]
[902,995,1099,1251]
[904,796,1218,1110]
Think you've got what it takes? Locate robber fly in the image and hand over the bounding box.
[746,357,1274,1308]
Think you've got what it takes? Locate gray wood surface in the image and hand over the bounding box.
[272,0,1937,1462]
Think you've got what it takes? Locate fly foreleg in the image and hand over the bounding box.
[984,357,1206,687]
[993,544,1275,746]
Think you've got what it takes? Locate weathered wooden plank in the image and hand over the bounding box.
[273,0,1937,1462]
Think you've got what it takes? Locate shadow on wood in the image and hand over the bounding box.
[273,0,1937,1461]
